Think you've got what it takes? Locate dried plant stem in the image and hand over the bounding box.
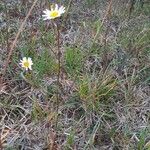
[57,24,61,86]
[91,0,112,47]
[0,0,38,87]
[55,23,61,128]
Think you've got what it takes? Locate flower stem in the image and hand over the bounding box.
[55,22,61,128]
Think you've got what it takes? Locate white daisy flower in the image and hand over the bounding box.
[42,4,65,20]
[20,57,33,71]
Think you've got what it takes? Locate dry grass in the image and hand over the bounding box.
[0,0,150,149]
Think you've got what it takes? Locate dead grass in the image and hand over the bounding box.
[0,0,150,149]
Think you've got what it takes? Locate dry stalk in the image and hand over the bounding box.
[92,0,113,47]
[55,23,61,128]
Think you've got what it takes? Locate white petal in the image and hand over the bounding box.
[42,15,48,19]
[23,57,27,62]
[28,60,33,66]
[43,11,47,14]
[42,15,48,18]
[28,57,32,62]
[43,17,48,20]
[55,4,58,11]
[44,16,52,20]
[30,62,33,65]
[59,6,65,11]
[50,5,54,11]
[59,7,65,14]
[46,9,50,12]
[43,9,50,16]
[29,66,32,70]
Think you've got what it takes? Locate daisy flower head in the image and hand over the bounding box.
[20,57,33,71]
[42,4,65,20]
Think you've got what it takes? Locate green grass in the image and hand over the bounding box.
[64,46,84,76]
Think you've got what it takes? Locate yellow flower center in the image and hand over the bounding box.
[23,61,29,68]
[50,11,59,18]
